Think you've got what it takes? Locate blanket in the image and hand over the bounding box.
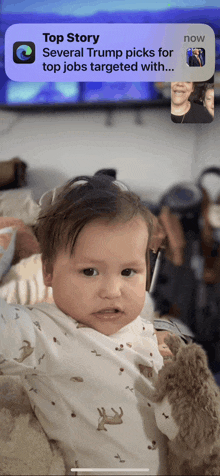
[0,375,66,475]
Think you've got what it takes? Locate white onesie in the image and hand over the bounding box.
[0,297,168,476]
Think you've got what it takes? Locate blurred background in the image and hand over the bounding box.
[0,0,220,202]
[1,0,220,375]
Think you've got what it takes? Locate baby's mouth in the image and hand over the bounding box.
[96,308,121,313]
[94,308,122,318]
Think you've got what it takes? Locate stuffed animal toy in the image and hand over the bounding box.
[153,333,220,475]
[0,375,66,475]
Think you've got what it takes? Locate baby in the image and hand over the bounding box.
[0,175,170,476]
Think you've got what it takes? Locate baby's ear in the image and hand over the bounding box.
[42,258,53,287]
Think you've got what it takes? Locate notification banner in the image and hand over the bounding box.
[5,23,215,82]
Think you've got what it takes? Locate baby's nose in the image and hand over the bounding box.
[99,276,122,299]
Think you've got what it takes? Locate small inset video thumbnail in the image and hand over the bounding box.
[186,48,205,67]
[171,78,214,123]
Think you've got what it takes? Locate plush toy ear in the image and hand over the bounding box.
[164,333,185,358]
[178,343,209,375]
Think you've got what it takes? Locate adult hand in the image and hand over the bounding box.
[155,330,174,363]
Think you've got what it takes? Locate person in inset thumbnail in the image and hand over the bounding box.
[189,49,203,67]
[199,49,205,66]
[171,82,213,123]
[203,84,214,118]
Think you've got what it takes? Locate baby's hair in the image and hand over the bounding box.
[94,168,117,180]
[35,175,153,266]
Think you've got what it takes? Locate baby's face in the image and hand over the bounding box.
[43,216,148,335]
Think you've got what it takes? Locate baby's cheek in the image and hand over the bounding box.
[132,293,146,314]
[133,278,146,298]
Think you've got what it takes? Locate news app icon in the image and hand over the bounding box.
[13,42,35,64]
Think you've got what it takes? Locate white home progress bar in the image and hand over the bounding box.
[71,469,149,472]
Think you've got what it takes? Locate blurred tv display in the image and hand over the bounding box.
[0,1,220,108]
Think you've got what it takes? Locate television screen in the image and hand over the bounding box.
[0,1,220,108]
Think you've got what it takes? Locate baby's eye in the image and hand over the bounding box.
[121,269,136,277]
[83,268,98,276]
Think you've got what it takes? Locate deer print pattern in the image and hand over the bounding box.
[1,313,6,323]
[13,340,34,363]
[33,321,41,331]
[0,300,165,474]
[97,407,123,431]
[114,453,125,463]
[91,349,101,356]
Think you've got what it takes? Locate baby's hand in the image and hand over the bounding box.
[154,330,174,363]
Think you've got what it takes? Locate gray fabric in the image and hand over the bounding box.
[154,318,195,343]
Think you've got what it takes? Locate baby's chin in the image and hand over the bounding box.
[54,300,140,335]
[90,315,139,336]
[73,315,138,336]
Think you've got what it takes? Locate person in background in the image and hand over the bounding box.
[171,81,213,123]
[189,49,203,67]
[203,84,214,118]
